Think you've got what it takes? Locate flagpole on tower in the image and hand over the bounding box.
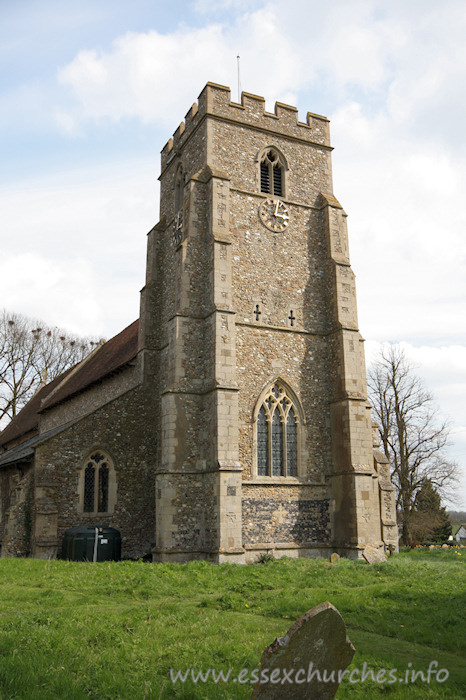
[237,54,241,102]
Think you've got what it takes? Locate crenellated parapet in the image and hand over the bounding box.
[161,82,331,170]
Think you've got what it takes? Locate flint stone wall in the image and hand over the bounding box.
[242,496,330,545]
[34,384,156,559]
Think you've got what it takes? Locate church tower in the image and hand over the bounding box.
[139,83,397,563]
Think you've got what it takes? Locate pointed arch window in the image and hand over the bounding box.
[79,451,116,515]
[260,149,285,197]
[255,382,301,477]
[257,406,268,475]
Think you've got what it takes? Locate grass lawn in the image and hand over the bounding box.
[0,549,464,698]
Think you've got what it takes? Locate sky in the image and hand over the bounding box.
[1,0,465,507]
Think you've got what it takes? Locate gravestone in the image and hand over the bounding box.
[251,601,355,699]
[330,552,340,563]
[362,544,386,564]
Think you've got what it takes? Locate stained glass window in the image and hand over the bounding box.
[255,382,301,478]
[257,406,268,476]
[83,464,95,512]
[81,451,113,513]
[272,411,284,476]
[286,408,298,477]
[98,464,109,512]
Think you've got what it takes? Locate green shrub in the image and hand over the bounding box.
[256,551,275,564]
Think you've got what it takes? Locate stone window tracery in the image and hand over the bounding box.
[255,382,301,477]
[259,149,285,197]
[78,450,116,515]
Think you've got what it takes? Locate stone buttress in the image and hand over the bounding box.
[138,83,397,562]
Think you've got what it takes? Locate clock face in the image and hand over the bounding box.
[171,211,183,247]
[259,198,289,232]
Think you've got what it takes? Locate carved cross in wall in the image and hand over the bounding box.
[254,304,261,322]
[288,310,296,326]
[273,504,287,524]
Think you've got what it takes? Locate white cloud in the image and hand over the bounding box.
[55,8,306,133]
[57,25,230,130]
[386,3,466,140]
[54,1,466,147]
[0,252,101,333]
[366,342,466,411]
[194,0,254,12]
[7,4,464,345]
[15,0,466,355]
[322,15,405,89]
[54,110,81,136]
[0,160,156,337]
[2,0,465,506]
[57,27,208,131]
[330,100,466,344]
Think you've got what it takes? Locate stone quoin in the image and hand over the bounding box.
[0,83,398,561]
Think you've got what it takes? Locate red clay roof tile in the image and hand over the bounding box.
[40,320,138,412]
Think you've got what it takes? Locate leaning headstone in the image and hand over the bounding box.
[362,544,386,564]
[330,552,340,563]
[387,544,396,557]
[251,601,355,699]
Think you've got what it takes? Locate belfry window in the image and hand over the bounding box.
[260,149,284,196]
[79,451,115,514]
[255,382,301,477]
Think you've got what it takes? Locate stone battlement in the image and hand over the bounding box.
[161,82,331,169]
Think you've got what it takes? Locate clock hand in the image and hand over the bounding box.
[274,200,279,216]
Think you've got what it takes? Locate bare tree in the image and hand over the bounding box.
[0,310,98,427]
[367,344,459,545]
